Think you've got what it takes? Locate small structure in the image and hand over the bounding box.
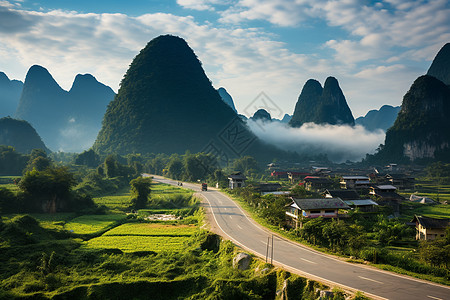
[385,174,415,190]
[370,185,404,214]
[287,172,312,184]
[256,183,282,193]
[409,194,436,204]
[323,189,360,200]
[271,170,288,179]
[228,172,247,189]
[286,198,350,228]
[303,176,332,192]
[340,176,370,190]
[344,199,379,212]
[412,215,449,240]
[369,184,398,195]
[311,166,331,174]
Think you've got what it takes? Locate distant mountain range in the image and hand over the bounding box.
[251,109,272,122]
[12,65,115,152]
[0,72,23,118]
[0,117,49,153]
[355,105,401,132]
[289,77,354,127]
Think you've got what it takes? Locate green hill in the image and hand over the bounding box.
[92,35,290,163]
[376,75,450,162]
[427,43,450,85]
[289,77,354,127]
[0,116,49,154]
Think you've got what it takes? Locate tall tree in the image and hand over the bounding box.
[130,176,152,209]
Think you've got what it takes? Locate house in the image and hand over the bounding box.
[303,176,332,192]
[324,189,378,212]
[411,215,449,240]
[287,172,312,184]
[369,184,398,195]
[385,174,415,190]
[323,189,360,200]
[311,166,331,175]
[271,170,288,179]
[340,176,371,190]
[344,199,379,212]
[228,172,247,189]
[369,185,404,214]
[286,198,350,228]
[256,183,282,193]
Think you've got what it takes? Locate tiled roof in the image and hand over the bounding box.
[412,215,450,229]
[291,198,350,210]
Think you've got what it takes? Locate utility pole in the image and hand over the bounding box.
[271,234,274,265]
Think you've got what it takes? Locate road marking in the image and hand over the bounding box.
[229,215,232,219]
[358,276,383,284]
[301,258,317,264]
[237,225,242,230]
[427,296,443,300]
[223,207,227,211]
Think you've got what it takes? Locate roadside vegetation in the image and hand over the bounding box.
[1,145,448,297]
[0,150,369,300]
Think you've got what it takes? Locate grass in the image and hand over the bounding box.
[1,213,77,230]
[151,181,192,196]
[103,223,198,237]
[400,201,450,222]
[85,223,198,253]
[65,214,126,234]
[92,182,192,211]
[407,180,450,203]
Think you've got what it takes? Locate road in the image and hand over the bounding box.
[152,176,450,300]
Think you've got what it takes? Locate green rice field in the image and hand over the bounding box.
[85,223,198,252]
[64,214,126,234]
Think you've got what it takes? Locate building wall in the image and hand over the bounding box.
[416,225,446,240]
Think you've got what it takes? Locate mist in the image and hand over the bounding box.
[246,120,385,163]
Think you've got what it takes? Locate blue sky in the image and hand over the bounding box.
[1,0,449,118]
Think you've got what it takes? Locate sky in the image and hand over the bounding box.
[1,0,449,118]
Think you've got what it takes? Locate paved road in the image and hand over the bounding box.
[152,176,450,300]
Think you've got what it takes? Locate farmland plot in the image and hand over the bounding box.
[85,223,198,252]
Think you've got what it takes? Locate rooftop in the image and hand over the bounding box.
[412,215,450,229]
[290,198,350,210]
[324,189,360,200]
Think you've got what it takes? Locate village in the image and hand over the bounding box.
[226,162,449,242]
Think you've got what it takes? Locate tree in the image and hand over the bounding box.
[232,156,259,175]
[130,176,152,209]
[19,167,77,213]
[183,153,218,181]
[104,155,118,178]
[0,146,28,175]
[0,187,16,213]
[24,148,52,172]
[167,156,184,180]
[74,149,100,167]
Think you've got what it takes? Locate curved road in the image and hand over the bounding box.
[152,176,450,300]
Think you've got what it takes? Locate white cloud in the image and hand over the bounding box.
[247,119,385,162]
[177,0,222,11]
[0,0,448,122]
[219,0,311,27]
